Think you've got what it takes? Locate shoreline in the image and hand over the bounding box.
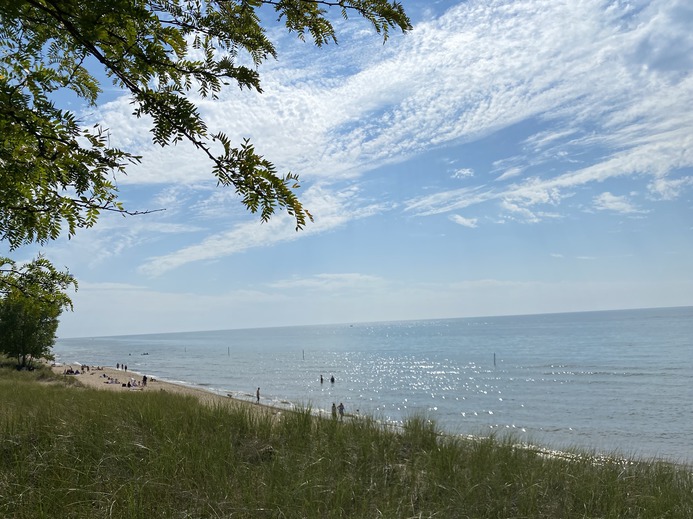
[51,363,282,416]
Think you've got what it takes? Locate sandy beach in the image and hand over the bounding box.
[51,363,274,414]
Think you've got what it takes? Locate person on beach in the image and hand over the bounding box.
[256,387,260,404]
[338,402,345,421]
[331,403,337,419]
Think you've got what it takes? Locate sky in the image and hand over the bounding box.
[16,0,693,338]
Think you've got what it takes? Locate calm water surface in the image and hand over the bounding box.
[55,306,693,465]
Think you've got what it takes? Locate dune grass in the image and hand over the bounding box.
[1,364,692,518]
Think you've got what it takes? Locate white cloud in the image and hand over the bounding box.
[404,186,494,216]
[500,199,540,224]
[406,130,690,221]
[496,167,523,181]
[452,168,474,179]
[449,214,478,228]
[648,176,693,200]
[593,192,643,214]
[523,129,579,152]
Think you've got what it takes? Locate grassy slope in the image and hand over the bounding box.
[1,365,692,518]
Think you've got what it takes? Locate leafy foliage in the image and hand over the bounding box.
[0,256,76,368]
[0,0,411,249]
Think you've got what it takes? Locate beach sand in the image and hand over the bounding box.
[51,363,278,416]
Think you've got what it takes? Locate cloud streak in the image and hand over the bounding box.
[137,184,391,275]
[449,215,478,228]
[593,192,644,214]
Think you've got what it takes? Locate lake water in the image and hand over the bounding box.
[55,306,693,465]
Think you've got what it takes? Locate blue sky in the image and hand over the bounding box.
[18,0,693,337]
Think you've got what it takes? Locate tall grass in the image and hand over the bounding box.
[1,366,692,518]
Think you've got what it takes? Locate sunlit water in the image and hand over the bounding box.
[55,306,693,465]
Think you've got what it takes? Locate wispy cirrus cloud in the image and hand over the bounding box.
[137,183,392,276]
[496,167,523,182]
[452,168,474,179]
[398,0,693,223]
[405,128,691,222]
[593,192,644,214]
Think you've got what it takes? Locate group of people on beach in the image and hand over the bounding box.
[102,374,121,385]
[100,372,148,389]
[60,363,150,391]
[62,365,104,375]
[111,363,152,389]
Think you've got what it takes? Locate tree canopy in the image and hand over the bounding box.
[0,256,76,367]
[0,0,411,250]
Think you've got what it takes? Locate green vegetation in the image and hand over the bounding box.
[2,365,692,518]
[0,257,76,368]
